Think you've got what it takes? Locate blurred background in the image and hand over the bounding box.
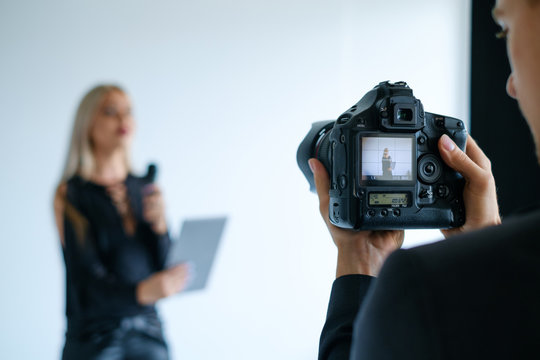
[0,0,471,358]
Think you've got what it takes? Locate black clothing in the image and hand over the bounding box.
[319,209,540,360]
[381,156,392,179]
[62,174,171,358]
[62,313,168,360]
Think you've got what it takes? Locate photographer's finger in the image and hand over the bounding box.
[464,135,492,171]
[309,158,330,217]
[438,135,484,181]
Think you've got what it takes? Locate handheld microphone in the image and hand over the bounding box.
[145,163,158,184]
[142,164,158,196]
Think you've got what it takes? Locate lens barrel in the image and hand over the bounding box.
[296,121,335,192]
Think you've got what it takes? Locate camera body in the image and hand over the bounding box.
[297,81,467,230]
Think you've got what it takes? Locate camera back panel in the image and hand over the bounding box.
[327,82,467,230]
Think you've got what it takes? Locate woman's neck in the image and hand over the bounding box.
[91,148,129,185]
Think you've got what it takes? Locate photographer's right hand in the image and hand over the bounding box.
[438,134,501,238]
[136,264,191,305]
[309,159,404,278]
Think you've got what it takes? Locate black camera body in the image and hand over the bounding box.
[297,81,467,230]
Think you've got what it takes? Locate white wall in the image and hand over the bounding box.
[0,0,470,358]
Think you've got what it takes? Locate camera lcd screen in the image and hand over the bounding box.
[361,136,413,181]
[369,193,409,207]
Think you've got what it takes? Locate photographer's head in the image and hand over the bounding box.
[494,0,540,158]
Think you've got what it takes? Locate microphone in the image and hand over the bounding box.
[142,164,158,196]
[145,163,158,184]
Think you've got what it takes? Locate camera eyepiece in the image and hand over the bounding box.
[397,108,413,121]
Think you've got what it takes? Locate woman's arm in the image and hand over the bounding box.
[63,211,188,306]
[53,183,67,247]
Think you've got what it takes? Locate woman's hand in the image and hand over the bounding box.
[438,134,501,238]
[142,184,167,235]
[136,264,191,305]
[309,159,404,277]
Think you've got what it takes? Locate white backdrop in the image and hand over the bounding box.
[0,0,471,359]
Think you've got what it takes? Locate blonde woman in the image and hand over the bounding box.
[54,85,189,360]
[381,148,392,179]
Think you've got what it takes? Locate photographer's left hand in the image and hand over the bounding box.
[310,158,404,278]
[143,184,168,235]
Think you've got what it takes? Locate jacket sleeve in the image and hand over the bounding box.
[149,230,171,270]
[319,275,375,360]
[351,249,442,360]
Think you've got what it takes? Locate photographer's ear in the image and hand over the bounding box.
[507,73,517,99]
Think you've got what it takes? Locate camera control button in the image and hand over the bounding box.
[332,204,340,223]
[367,210,375,217]
[420,188,433,199]
[381,209,388,217]
[339,175,347,189]
[435,117,445,128]
[418,154,443,184]
[417,136,426,145]
[393,209,401,217]
[437,184,450,198]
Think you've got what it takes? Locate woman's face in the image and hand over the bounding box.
[89,90,135,153]
[494,0,540,149]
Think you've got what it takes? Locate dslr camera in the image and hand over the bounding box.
[297,81,467,230]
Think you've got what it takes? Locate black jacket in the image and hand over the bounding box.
[320,209,540,359]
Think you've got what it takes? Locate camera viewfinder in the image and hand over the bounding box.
[393,105,416,126]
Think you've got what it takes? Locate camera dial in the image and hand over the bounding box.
[418,154,442,184]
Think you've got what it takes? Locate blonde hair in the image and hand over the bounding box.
[60,84,130,182]
[57,84,131,246]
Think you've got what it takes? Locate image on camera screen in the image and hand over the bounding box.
[361,136,413,181]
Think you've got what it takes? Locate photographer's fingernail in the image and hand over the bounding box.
[441,134,455,152]
[308,159,316,173]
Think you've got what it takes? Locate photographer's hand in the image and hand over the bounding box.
[438,134,501,238]
[309,158,404,278]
